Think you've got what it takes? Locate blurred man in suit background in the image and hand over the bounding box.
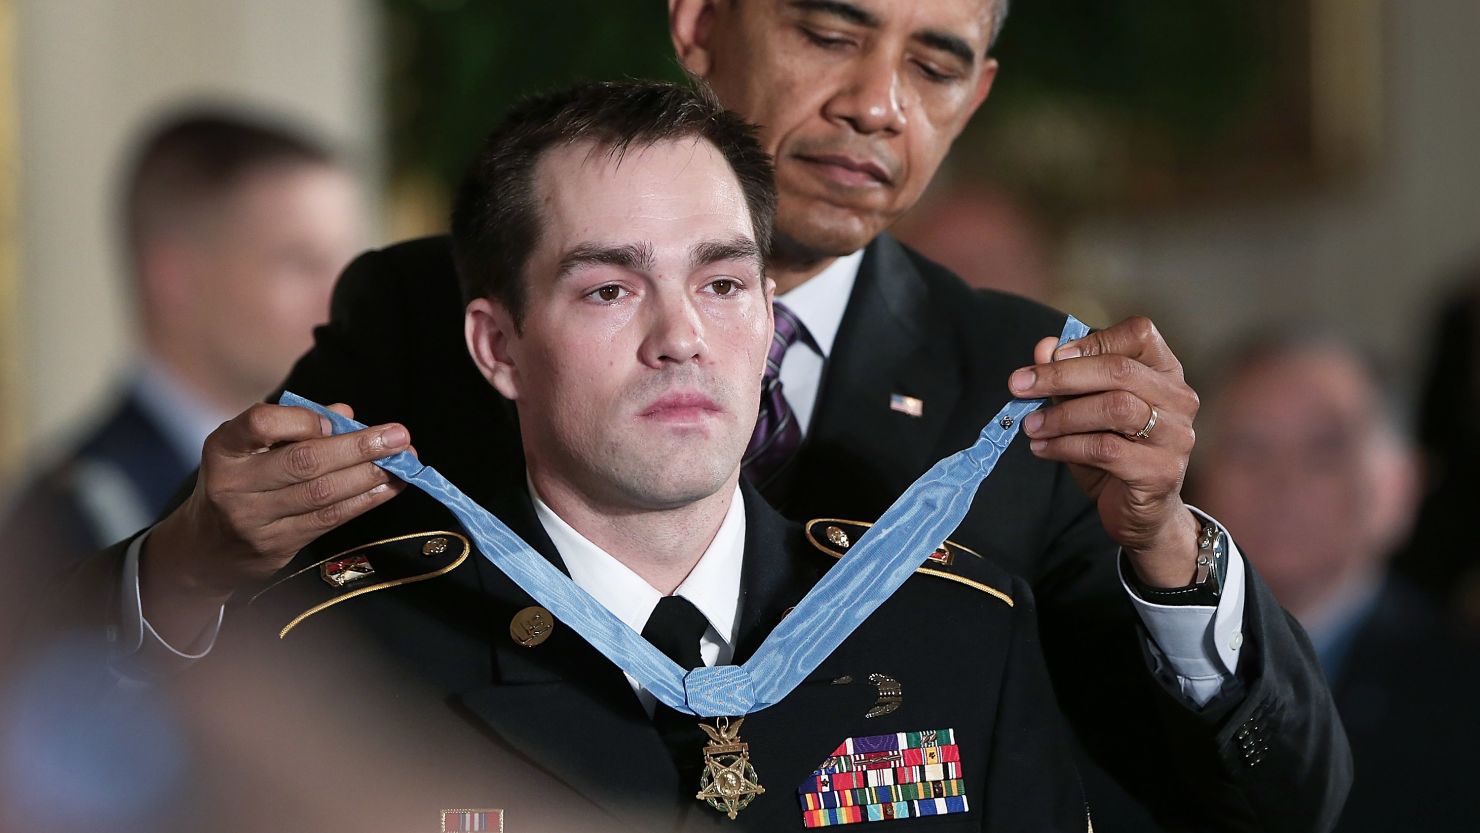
[1194,328,1480,833]
[1,111,361,562]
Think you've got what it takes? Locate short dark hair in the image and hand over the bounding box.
[450,79,776,326]
[122,109,336,263]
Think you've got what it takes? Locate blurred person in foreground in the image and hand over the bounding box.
[1194,329,1480,833]
[52,2,1350,831]
[0,111,361,563]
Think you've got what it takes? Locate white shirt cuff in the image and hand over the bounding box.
[1120,506,1248,707]
[121,527,224,661]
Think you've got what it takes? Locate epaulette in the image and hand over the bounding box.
[249,530,470,638]
[803,518,1013,607]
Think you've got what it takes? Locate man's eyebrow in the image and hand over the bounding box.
[788,1,979,68]
[787,0,878,28]
[690,237,763,272]
[917,30,978,68]
[556,242,655,278]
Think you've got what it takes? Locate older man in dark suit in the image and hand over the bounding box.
[81,2,1348,832]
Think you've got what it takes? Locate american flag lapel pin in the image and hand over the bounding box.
[889,393,924,418]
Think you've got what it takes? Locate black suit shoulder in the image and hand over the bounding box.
[330,235,454,303]
[902,243,1069,336]
[280,235,517,499]
[282,235,464,421]
[889,241,1075,382]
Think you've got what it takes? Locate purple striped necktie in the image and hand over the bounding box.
[743,301,811,488]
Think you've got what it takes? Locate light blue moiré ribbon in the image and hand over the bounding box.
[281,314,1088,717]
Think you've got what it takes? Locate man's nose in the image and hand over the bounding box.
[640,292,705,366]
[824,52,909,135]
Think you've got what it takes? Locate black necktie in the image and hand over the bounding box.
[641,595,711,799]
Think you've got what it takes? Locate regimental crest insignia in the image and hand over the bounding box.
[320,554,375,587]
[256,530,470,639]
[802,519,1013,607]
[696,717,766,819]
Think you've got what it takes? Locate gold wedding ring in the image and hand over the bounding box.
[1129,406,1158,441]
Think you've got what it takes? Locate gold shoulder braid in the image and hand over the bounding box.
[803,518,1012,607]
[247,530,471,638]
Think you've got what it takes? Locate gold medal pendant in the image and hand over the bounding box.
[695,717,765,819]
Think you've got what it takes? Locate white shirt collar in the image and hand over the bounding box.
[529,481,747,652]
[775,249,864,359]
[132,356,234,469]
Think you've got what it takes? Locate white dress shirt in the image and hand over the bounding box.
[532,483,747,716]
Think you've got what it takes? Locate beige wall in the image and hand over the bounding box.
[9,0,379,475]
[0,0,18,473]
[1066,0,1480,384]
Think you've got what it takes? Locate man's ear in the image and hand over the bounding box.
[940,58,998,148]
[465,297,521,401]
[762,276,777,379]
[969,58,999,120]
[670,0,720,77]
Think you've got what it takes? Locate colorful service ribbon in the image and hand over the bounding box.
[280,315,1088,717]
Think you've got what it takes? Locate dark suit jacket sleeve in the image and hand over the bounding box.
[17,533,134,674]
[1,472,104,648]
[1034,462,1351,833]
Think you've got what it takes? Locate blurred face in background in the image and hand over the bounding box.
[672,0,998,263]
[146,162,361,407]
[1196,347,1419,619]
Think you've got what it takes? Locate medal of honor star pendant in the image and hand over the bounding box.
[695,717,765,819]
